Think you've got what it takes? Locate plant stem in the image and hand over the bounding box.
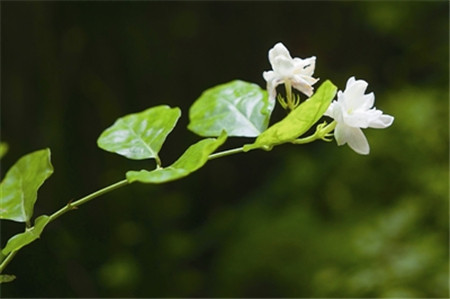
[208,147,244,161]
[284,82,295,111]
[0,250,18,273]
[0,179,130,274]
[292,121,337,145]
[48,179,130,223]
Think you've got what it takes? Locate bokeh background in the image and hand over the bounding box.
[1,1,449,298]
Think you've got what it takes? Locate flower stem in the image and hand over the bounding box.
[208,147,244,161]
[284,82,295,111]
[292,121,337,145]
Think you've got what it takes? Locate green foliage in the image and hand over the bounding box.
[244,80,337,151]
[2,215,50,255]
[127,132,227,184]
[0,149,53,223]
[97,105,181,160]
[188,80,274,137]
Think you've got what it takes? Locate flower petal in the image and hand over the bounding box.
[335,123,370,155]
[291,76,315,97]
[368,113,394,128]
[273,56,295,77]
[268,42,291,65]
[360,92,375,110]
[344,78,369,109]
[293,56,316,77]
[265,77,284,102]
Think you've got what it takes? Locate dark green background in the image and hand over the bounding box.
[1,1,449,297]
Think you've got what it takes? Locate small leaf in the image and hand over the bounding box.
[0,149,53,223]
[126,132,227,184]
[97,105,181,160]
[244,80,337,151]
[0,274,16,283]
[2,215,50,255]
[0,142,8,159]
[188,80,275,137]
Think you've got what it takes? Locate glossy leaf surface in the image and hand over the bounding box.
[0,149,53,223]
[127,132,227,183]
[2,215,50,255]
[244,80,337,151]
[188,80,274,137]
[97,105,181,160]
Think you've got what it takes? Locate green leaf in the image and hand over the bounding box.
[97,105,181,160]
[0,149,53,223]
[2,215,50,255]
[188,80,275,137]
[0,274,16,283]
[244,80,337,151]
[126,132,227,184]
[0,142,8,159]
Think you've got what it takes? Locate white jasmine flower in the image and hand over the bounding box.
[263,42,319,102]
[325,77,394,155]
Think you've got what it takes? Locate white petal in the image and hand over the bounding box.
[324,101,336,117]
[273,56,295,77]
[269,42,291,65]
[299,74,319,85]
[343,110,372,128]
[263,70,276,82]
[335,124,370,155]
[266,77,284,102]
[360,92,375,110]
[368,114,394,128]
[291,76,314,97]
[293,56,316,77]
[345,77,356,89]
[344,81,369,108]
[325,101,343,123]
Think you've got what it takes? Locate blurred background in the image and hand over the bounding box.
[1,1,448,297]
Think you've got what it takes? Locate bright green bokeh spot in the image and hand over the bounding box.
[97,105,181,160]
[244,80,337,151]
[126,132,227,184]
[0,149,53,223]
[2,215,50,255]
[0,142,9,160]
[0,274,16,284]
[188,80,274,137]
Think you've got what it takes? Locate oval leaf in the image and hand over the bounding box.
[126,132,227,184]
[2,215,50,255]
[188,80,275,137]
[97,105,181,160]
[244,80,337,151]
[0,149,53,223]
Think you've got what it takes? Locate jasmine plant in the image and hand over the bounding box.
[0,42,394,283]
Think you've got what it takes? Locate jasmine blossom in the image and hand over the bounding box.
[325,77,394,155]
[263,42,319,108]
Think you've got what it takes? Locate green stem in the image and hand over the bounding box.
[0,250,18,274]
[208,147,244,161]
[292,121,337,145]
[0,179,131,274]
[48,179,130,223]
[284,82,295,111]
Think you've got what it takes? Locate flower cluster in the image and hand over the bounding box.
[263,42,394,155]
